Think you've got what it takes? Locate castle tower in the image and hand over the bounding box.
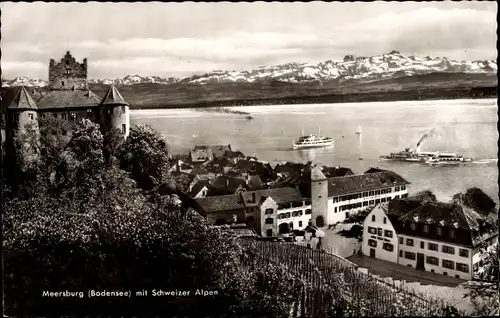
[48,51,88,90]
[3,86,40,161]
[310,164,329,228]
[99,85,130,138]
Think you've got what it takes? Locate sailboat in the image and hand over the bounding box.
[292,127,334,150]
[355,125,362,135]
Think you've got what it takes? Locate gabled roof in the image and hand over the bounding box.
[2,86,38,110]
[323,166,354,177]
[328,170,410,197]
[36,90,102,109]
[195,193,246,213]
[190,148,214,163]
[240,187,305,207]
[100,85,129,106]
[189,180,211,197]
[211,176,249,193]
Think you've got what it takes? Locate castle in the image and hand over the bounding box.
[1,51,130,151]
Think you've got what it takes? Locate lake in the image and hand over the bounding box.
[131,98,498,204]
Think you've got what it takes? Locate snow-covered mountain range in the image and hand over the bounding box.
[2,51,497,87]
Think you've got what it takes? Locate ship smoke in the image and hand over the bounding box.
[416,128,436,147]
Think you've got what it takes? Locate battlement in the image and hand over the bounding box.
[48,51,88,90]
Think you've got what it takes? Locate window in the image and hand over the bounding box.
[426,256,439,265]
[369,200,374,205]
[368,227,377,234]
[70,113,76,121]
[375,199,380,204]
[375,190,380,195]
[423,225,429,233]
[404,252,416,260]
[61,81,65,87]
[363,201,368,207]
[456,263,469,273]
[387,188,392,193]
[265,218,273,224]
[292,201,303,208]
[449,229,455,238]
[266,229,273,237]
[395,195,400,199]
[395,186,400,192]
[459,249,469,258]
[442,259,454,269]
[53,113,57,118]
[278,203,291,210]
[299,221,302,227]
[406,238,414,246]
[383,217,387,224]
[41,113,46,119]
[384,230,393,238]
[420,241,424,249]
[381,198,386,203]
[369,191,374,196]
[436,227,442,235]
[265,208,274,215]
[410,223,416,230]
[305,200,311,206]
[28,113,34,120]
[399,237,403,244]
[442,245,455,255]
[383,243,394,252]
[399,250,403,257]
[377,228,382,236]
[62,113,67,120]
[285,212,291,218]
[372,215,375,222]
[401,186,406,191]
[368,239,377,247]
[402,194,408,198]
[334,207,337,213]
[428,243,438,251]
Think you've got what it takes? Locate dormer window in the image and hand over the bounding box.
[436,227,442,235]
[410,223,416,230]
[449,229,455,238]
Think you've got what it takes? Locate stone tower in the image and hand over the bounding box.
[310,165,329,228]
[3,86,40,162]
[99,85,130,138]
[48,51,88,90]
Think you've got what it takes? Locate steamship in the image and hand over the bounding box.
[379,147,436,162]
[425,153,473,165]
[293,128,334,150]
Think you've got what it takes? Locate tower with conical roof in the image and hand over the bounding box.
[310,164,329,227]
[1,86,40,160]
[99,84,130,138]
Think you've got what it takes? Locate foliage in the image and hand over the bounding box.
[464,243,499,316]
[3,120,303,317]
[452,187,497,216]
[119,124,172,190]
[409,190,438,203]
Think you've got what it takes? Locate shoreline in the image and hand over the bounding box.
[130,86,497,110]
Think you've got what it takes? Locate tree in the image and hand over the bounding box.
[119,124,172,190]
[463,243,499,316]
[452,187,496,216]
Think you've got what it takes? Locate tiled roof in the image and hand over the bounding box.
[211,176,249,193]
[323,166,354,177]
[364,167,387,174]
[328,170,410,197]
[240,187,304,207]
[189,180,211,197]
[195,194,246,212]
[2,86,38,110]
[224,150,245,159]
[196,186,305,213]
[190,148,213,163]
[100,85,129,106]
[386,199,498,247]
[194,144,232,159]
[36,90,102,109]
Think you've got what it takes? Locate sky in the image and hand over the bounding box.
[1,1,497,80]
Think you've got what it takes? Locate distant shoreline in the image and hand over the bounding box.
[131,86,497,110]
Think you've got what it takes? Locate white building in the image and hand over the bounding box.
[363,200,499,280]
[310,166,410,227]
[191,187,311,237]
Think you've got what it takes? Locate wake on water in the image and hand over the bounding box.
[471,158,498,164]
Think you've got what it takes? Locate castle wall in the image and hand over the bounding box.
[48,52,88,90]
[108,105,130,137]
[39,108,98,124]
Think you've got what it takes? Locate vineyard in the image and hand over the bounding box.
[239,239,464,317]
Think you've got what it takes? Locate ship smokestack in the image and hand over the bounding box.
[416,128,436,151]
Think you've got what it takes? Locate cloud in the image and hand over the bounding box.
[1,4,496,79]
